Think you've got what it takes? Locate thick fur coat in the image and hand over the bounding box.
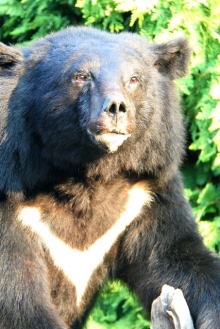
[0,27,220,329]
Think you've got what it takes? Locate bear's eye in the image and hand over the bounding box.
[75,74,87,83]
[129,76,139,85]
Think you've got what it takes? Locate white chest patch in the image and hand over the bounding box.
[19,182,152,306]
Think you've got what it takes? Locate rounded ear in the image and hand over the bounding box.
[0,43,23,70]
[152,38,191,79]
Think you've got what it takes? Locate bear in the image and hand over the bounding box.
[0,26,220,329]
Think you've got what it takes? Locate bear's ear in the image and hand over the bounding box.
[0,43,23,69]
[152,38,191,79]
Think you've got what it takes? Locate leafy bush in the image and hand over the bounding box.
[0,0,82,43]
[0,0,219,328]
[85,281,150,329]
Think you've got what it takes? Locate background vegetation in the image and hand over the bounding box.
[0,0,219,327]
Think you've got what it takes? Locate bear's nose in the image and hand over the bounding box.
[104,101,127,115]
[102,98,127,118]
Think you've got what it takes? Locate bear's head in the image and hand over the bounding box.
[0,27,191,193]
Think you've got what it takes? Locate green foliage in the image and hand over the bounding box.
[0,0,220,327]
[85,281,150,329]
[0,0,82,43]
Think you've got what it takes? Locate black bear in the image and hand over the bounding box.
[0,27,219,329]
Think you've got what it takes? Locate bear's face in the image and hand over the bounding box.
[73,47,143,154]
[0,27,191,191]
[21,32,156,157]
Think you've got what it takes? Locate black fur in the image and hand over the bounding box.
[0,27,219,329]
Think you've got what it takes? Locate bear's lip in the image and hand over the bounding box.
[87,129,131,153]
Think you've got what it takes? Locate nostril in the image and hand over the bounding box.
[105,101,127,115]
[119,103,126,113]
[108,103,117,115]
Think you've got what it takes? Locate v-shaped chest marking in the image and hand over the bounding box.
[19,181,152,306]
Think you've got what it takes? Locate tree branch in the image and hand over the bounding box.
[151,285,195,329]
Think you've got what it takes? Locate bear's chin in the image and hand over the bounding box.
[87,131,131,153]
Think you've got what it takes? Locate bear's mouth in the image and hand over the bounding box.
[87,130,131,153]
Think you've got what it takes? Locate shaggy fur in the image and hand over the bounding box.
[0,27,220,329]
